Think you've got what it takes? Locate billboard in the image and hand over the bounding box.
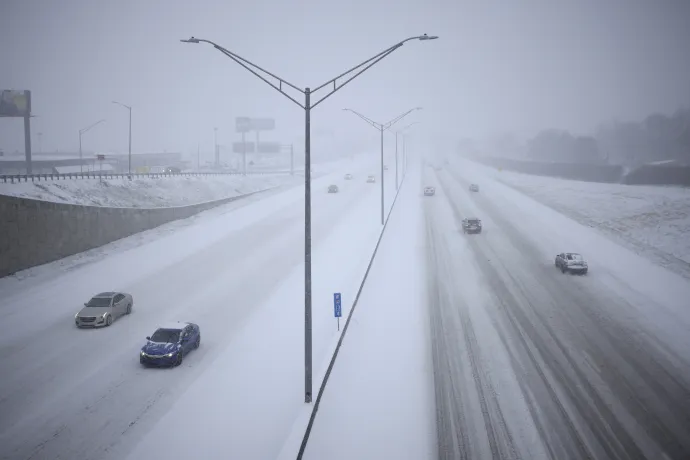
[233,142,255,153]
[0,90,31,117]
[235,117,275,132]
[257,142,282,154]
[251,118,275,131]
[236,117,252,133]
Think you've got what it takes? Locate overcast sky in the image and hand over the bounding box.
[1,0,689,156]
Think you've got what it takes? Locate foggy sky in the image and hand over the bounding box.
[1,0,689,156]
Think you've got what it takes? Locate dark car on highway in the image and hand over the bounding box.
[140,322,201,367]
[328,184,339,193]
[462,218,482,234]
[555,252,588,274]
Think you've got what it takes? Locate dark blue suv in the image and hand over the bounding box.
[140,322,201,367]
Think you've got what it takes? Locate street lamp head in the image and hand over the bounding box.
[180,37,201,43]
[418,34,439,41]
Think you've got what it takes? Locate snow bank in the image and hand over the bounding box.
[0,174,299,207]
[456,157,690,278]
[0,156,359,208]
[299,164,437,460]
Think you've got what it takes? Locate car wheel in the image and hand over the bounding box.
[126,303,132,315]
[105,315,113,326]
[174,353,183,367]
[194,336,200,349]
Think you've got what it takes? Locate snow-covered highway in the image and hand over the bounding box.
[0,156,396,460]
[423,158,690,460]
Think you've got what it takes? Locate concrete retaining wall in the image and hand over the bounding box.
[0,189,268,278]
[622,165,690,186]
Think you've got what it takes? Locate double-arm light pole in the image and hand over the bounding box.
[112,101,132,178]
[79,119,105,173]
[181,33,438,404]
[342,107,422,224]
[393,121,420,188]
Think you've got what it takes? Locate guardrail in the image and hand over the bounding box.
[0,169,303,184]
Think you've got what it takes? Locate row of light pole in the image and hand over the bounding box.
[78,101,132,177]
[395,121,419,187]
[342,108,421,224]
[181,33,438,404]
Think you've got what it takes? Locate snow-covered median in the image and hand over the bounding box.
[453,156,690,278]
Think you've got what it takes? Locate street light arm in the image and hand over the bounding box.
[311,35,431,94]
[310,35,437,109]
[79,119,105,135]
[112,101,131,111]
[181,37,306,109]
[389,121,420,136]
[342,108,381,130]
[383,107,421,130]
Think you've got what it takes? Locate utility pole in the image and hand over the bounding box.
[112,101,132,178]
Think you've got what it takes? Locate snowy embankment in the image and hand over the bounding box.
[0,156,355,207]
[455,156,690,278]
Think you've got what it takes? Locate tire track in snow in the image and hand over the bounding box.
[439,162,690,459]
[423,165,518,459]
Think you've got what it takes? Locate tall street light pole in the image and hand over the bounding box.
[342,107,422,224]
[181,33,438,404]
[79,119,105,173]
[112,101,132,179]
[392,121,420,189]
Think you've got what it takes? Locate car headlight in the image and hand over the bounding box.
[166,353,174,357]
[140,351,145,356]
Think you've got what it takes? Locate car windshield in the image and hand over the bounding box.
[468,219,480,224]
[567,254,583,261]
[86,297,111,307]
[150,329,181,343]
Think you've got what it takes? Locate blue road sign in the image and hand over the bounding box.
[333,292,342,318]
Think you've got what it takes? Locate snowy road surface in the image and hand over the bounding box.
[0,158,394,460]
[424,159,690,459]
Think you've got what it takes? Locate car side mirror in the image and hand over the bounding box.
[146,336,151,340]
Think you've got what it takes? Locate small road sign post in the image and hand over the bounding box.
[333,292,342,331]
